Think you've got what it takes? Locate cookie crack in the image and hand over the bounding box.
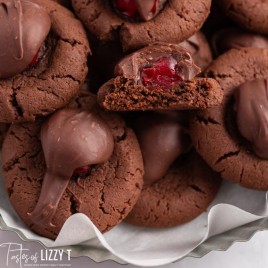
[190,184,205,194]
[3,152,27,172]
[61,37,83,47]
[10,86,23,119]
[215,150,240,165]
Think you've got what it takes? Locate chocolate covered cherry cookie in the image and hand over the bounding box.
[190,48,268,190]
[125,112,221,227]
[98,43,223,111]
[2,91,144,239]
[72,0,211,52]
[0,0,89,123]
[218,0,268,35]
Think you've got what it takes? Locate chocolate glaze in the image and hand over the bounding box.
[0,0,51,79]
[235,79,268,159]
[134,112,191,184]
[114,43,201,86]
[212,28,268,56]
[28,108,114,227]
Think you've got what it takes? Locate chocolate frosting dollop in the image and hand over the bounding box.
[134,112,191,185]
[212,28,268,56]
[0,0,51,79]
[235,79,268,159]
[114,43,201,85]
[28,108,114,226]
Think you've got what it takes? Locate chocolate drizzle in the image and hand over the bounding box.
[0,0,51,79]
[28,108,114,227]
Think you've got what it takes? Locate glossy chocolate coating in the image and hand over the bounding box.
[0,0,51,79]
[212,28,268,56]
[28,108,114,227]
[235,79,268,159]
[134,112,191,184]
[114,43,201,85]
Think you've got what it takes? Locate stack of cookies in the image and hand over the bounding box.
[1,0,267,240]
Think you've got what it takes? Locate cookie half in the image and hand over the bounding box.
[190,48,268,190]
[2,91,144,239]
[125,151,221,228]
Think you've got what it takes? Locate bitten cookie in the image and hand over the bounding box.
[218,0,268,35]
[2,91,144,239]
[125,112,221,227]
[0,0,90,123]
[97,43,223,112]
[72,0,211,52]
[190,48,268,190]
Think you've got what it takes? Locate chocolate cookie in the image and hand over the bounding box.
[218,0,268,35]
[212,28,268,56]
[97,43,223,112]
[71,0,211,52]
[190,48,268,190]
[2,91,144,239]
[125,151,221,227]
[0,0,90,123]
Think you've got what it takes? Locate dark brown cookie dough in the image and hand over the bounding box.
[190,48,268,190]
[125,151,221,228]
[71,0,211,52]
[2,91,144,240]
[218,0,268,35]
[0,0,90,123]
[98,76,223,111]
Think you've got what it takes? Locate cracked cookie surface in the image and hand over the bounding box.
[71,0,211,52]
[190,48,268,190]
[125,151,221,228]
[2,91,144,240]
[218,0,268,35]
[0,0,90,123]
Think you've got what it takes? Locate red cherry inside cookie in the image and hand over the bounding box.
[114,0,140,19]
[141,57,183,88]
[72,165,91,179]
[114,0,160,21]
[29,50,40,66]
